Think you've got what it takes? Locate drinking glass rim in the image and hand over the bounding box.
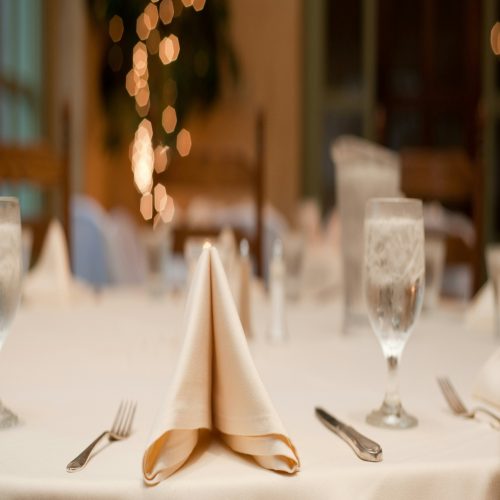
[365,197,423,219]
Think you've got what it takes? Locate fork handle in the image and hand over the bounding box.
[475,407,500,426]
[66,431,109,472]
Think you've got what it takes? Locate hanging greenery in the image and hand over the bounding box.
[86,0,238,150]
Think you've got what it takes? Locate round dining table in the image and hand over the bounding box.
[0,287,498,499]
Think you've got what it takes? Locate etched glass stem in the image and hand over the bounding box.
[383,355,401,410]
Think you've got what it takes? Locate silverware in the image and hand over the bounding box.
[437,377,500,427]
[66,401,137,472]
[315,407,383,462]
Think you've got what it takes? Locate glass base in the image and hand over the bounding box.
[366,402,417,429]
[0,401,19,429]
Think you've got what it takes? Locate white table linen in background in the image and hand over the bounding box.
[0,289,498,499]
[23,219,92,305]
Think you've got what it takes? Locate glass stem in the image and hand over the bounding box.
[383,355,401,410]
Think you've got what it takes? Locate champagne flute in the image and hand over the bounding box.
[364,198,424,429]
[0,198,22,428]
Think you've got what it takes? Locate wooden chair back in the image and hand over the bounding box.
[162,110,265,276]
[400,147,483,293]
[0,127,70,267]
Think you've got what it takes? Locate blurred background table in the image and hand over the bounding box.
[0,291,497,500]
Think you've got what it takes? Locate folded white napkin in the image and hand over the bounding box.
[473,347,500,408]
[23,219,89,304]
[465,283,496,335]
[143,245,299,484]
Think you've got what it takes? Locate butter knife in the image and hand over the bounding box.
[315,407,383,462]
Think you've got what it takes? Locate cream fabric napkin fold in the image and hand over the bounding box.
[465,282,498,336]
[23,219,89,304]
[143,246,299,484]
[473,347,500,408]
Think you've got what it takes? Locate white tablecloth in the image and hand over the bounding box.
[0,289,499,499]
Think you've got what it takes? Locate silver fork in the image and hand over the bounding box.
[66,401,137,472]
[437,377,500,427]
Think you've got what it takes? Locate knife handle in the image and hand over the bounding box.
[338,424,382,462]
[315,407,383,462]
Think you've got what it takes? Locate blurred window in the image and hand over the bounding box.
[0,0,44,220]
[0,0,43,143]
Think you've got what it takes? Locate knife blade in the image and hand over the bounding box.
[315,407,383,462]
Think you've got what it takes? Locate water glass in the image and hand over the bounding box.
[423,235,445,310]
[332,136,400,333]
[141,225,171,296]
[0,198,22,428]
[486,244,500,339]
[282,231,305,301]
[364,198,425,429]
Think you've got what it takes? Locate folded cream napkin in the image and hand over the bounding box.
[473,347,500,408]
[465,283,496,335]
[23,219,89,304]
[143,245,299,484]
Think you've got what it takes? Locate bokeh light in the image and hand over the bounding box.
[154,183,168,212]
[135,85,150,108]
[133,42,148,76]
[125,70,137,96]
[193,0,206,11]
[144,3,159,31]
[136,101,150,117]
[491,23,500,55]
[109,15,124,42]
[160,195,175,223]
[159,0,174,25]
[176,128,192,157]
[124,0,207,223]
[162,105,177,133]
[173,0,184,17]
[132,119,154,194]
[154,145,169,173]
[169,34,180,61]
[159,36,174,64]
[140,193,153,220]
[146,29,161,55]
[136,13,150,41]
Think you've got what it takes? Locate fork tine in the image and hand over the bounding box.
[443,378,466,411]
[439,378,457,408]
[438,377,467,413]
[111,401,125,435]
[118,401,129,436]
[117,401,130,436]
[118,401,135,437]
[123,401,136,437]
[438,377,457,410]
